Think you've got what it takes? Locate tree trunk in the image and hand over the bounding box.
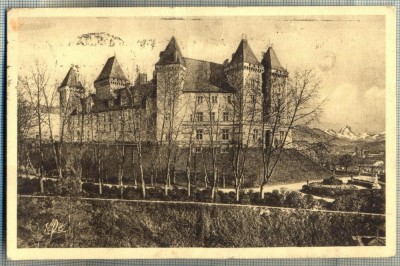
[260,183,266,199]
[211,171,217,200]
[139,164,145,198]
[98,156,102,195]
[235,186,240,202]
[186,166,191,197]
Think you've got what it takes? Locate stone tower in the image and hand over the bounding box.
[261,46,288,120]
[261,47,290,147]
[58,65,85,114]
[224,37,264,143]
[94,56,130,100]
[154,36,187,142]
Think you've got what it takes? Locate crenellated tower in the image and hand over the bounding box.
[58,65,85,115]
[94,56,130,101]
[224,37,264,143]
[261,46,288,121]
[261,46,290,147]
[154,36,187,142]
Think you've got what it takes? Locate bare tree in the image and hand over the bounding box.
[156,66,187,196]
[18,61,51,193]
[17,81,37,177]
[259,69,323,199]
[230,72,263,202]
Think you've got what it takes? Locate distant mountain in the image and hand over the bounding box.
[69,32,125,47]
[292,125,385,155]
[324,126,385,141]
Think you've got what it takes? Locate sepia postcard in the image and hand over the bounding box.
[6,6,396,260]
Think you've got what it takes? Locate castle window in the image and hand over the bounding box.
[196,96,203,105]
[222,129,229,140]
[279,131,285,141]
[253,129,258,142]
[227,96,232,104]
[196,129,203,140]
[194,146,202,153]
[223,112,229,122]
[211,95,218,104]
[196,112,203,122]
[165,113,170,121]
[250,95,256,104]
[210,112,215,122]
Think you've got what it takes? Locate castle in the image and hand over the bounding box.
[58,36,290,149]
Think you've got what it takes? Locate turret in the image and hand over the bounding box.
[58,65,85,113]
[261,46,288,119]
[94,56,130,100]
[154,36,187,141]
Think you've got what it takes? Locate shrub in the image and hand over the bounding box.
[322,176,343,185]
[123,187,142,200]
[331,189,385,214]
[18,178,40,195]
[195,188,213,203]
[240,193,251,205]
[43,179,61,195]
[301,183,358,198]
[102,185,120,199]
[146,187,165,201]
[217,191,235,204]
[82,182,100,198]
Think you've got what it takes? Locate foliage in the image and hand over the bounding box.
[331,190,385,214]
[17,196,385,248]
[338,154,353,171]
[322,176,343,185]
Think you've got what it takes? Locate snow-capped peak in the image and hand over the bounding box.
[324,126,385,141]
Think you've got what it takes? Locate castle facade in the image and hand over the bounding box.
[58,36,290,149]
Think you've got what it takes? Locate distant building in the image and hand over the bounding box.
[59,36,291,147]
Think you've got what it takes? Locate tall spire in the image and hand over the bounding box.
[156,36,186,66]
[94,56,129,84]
[229,37,261,66]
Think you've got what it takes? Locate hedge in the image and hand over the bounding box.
[17,196,385,248]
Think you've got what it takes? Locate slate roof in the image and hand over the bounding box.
[94,56,129,83]
[183,58,234,93]
[229,39,262,66]
[90,82,155,113]
[156,36,186,66]
[261,47,286,72]
[59,67,83,88]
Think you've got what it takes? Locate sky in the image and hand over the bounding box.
[15,15,386,133]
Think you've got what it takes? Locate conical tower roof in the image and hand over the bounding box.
[94,56,129,83]
[156,36,186,66]
[59,66,81,88]
[261,47,286,72]
[229,38,261,66]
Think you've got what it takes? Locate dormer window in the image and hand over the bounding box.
[197,96,203,105]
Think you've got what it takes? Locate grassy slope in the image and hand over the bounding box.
[18,196,384,248]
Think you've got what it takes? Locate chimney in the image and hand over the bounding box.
[135,73,148,85]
